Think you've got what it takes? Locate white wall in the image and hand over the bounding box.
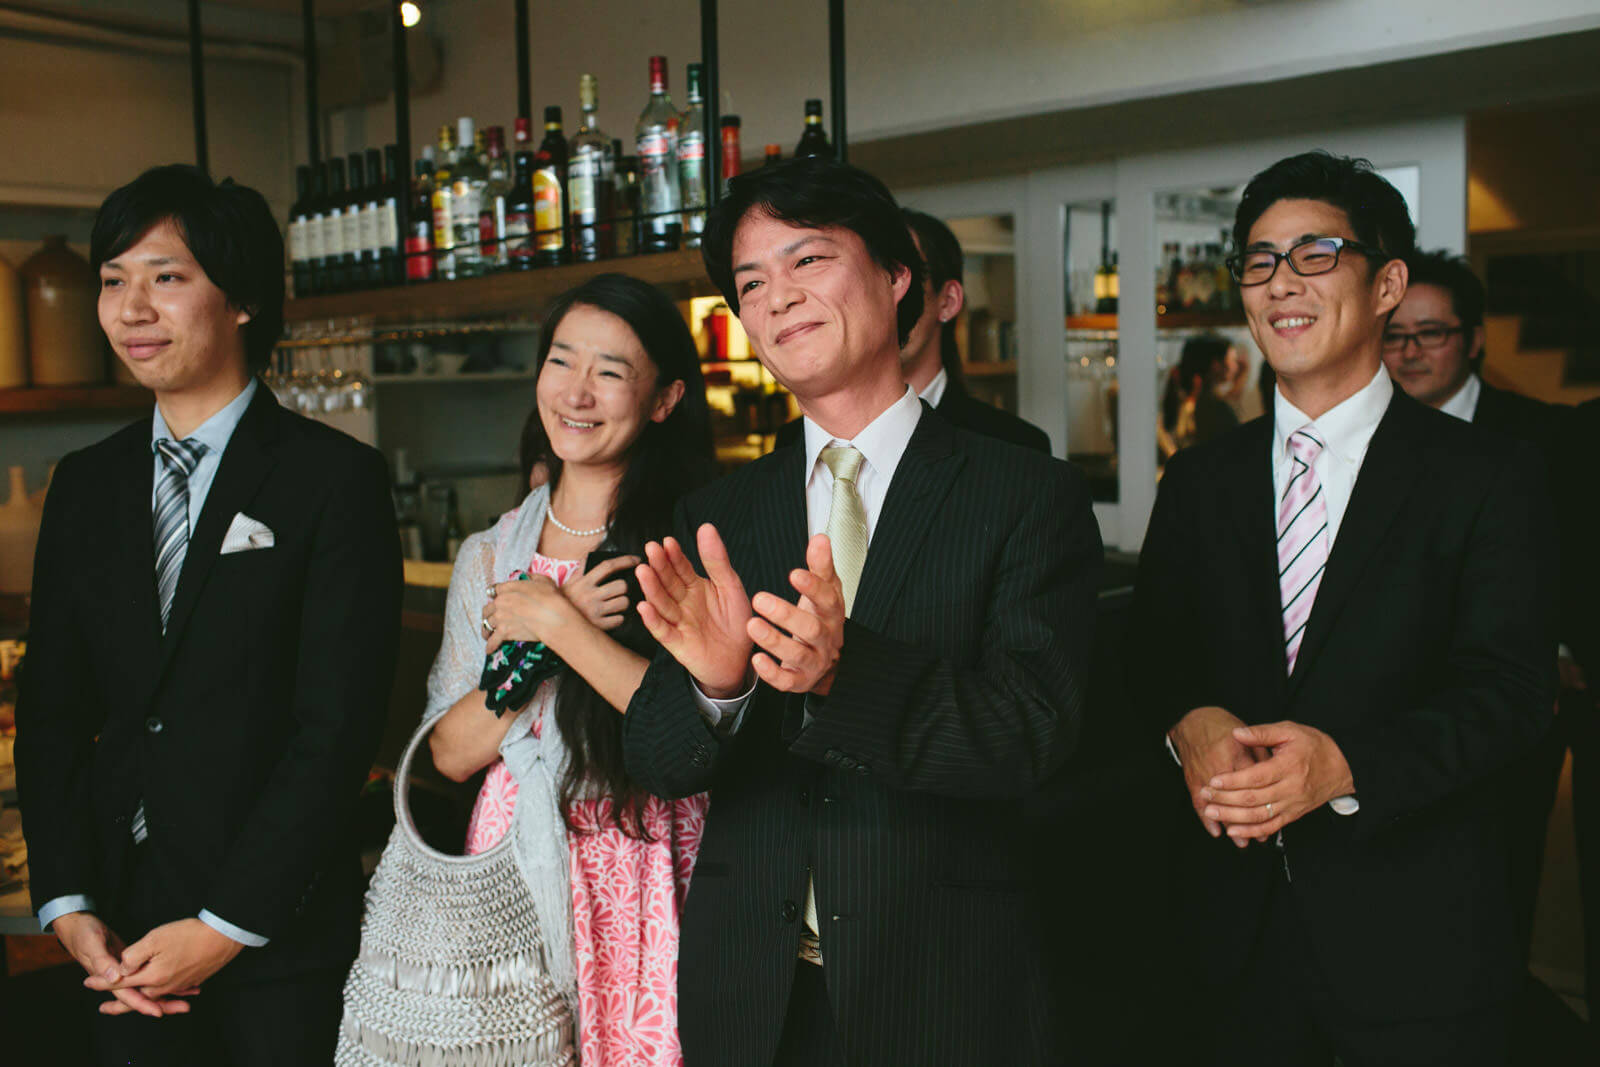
[341,0,1600,168]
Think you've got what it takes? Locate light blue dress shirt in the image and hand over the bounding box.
[38,379,269,947]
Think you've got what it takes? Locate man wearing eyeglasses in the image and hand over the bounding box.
[1133,151,1555,1065]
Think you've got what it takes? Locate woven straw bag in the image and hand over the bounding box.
[335,716,577,1066]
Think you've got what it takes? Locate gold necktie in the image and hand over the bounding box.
[820,445,868,615]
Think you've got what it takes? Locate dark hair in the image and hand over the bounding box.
[90,164,284,374]
[701,156,925,346]
[1233,151,1415,272]
[902,208,966,383]
[1162,334,1232,431]
[520,273,716,838]
[1402,249,1485,368]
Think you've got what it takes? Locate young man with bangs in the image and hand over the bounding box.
[16,165,401,1064]
[1134,151,1555,1065]
[623,157,1101,1065]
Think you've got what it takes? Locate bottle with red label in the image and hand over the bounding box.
[405,152,434,282]
[677,62,707,248]
[719,115,742,196]
[505,118,536,271]
[479,126,511,271]
[534,106,570,266]
[635,55,681,253]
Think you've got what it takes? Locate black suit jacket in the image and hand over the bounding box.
[1472,378,1564,459]
[17,386,402,984]
[774,378,1052,454]
[1131,389,1556,1020]
[623,407,1100,1065]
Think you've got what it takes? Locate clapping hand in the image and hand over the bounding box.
[748,534,846,696]
[636,525,754,698]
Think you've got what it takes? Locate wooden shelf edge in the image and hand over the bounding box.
[285,249,713,324]
[1065,310,1247,332]
[0,384,152,415]
[961,361,1018,378]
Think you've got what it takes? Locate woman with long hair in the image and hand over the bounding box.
[423,273,716,1066]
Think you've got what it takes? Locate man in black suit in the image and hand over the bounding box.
[1138,152,1555,1065]
[623,158,1100,1065]
[775,208,1051,455]
[17,166,401,1064]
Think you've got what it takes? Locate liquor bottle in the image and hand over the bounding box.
[304,163,328,296]
[764,143,782,166]
[345,152,369,292]
[431,125,456,280]
[719,115,742,195]
[378,145,403,285]
[451,117,488,277]
[533,106,569,266]
[480,126,511,271]
[405,156,435,282]
[568,74,615,262]
[324,157,348,293]
[505,117,536,270]
[677,62,708,249]
[635,55,680,253]
[614,144,639,257]
[794,99,832,158]
[359,148,381,287]
[289,164,312,298]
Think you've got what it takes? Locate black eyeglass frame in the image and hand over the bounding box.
[1226,236,1391,286]
[1380,325,1469,352]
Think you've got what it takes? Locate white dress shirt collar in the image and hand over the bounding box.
[151,377,258,454]
[918,367,950,409]
[1273,364,1392,474]
[1437,372,1481,423]
[803,385,923,493]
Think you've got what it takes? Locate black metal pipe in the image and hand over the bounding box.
[701,0,719,205]
[391,0,412,279]
[828,0,845,162]
[187,0,209,174]
[302,0,320,165]
[515,0,531,122]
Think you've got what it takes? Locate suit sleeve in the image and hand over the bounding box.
[202,446,402,939]
[786,461,1101,797]
[1325,445,1558,834]
[15,453,104,911]
[622,496,734,800]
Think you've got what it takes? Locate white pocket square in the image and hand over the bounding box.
[220,513,275,554]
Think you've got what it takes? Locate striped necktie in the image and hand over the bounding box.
[1278,429,1329,673]
[154,437,208,632]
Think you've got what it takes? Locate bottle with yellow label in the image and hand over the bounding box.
[430,124,456,280]
[533,106,569,266]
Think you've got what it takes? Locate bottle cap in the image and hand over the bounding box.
[456,116,475,148]
[579,73,597,110]
[720,115,741,128]
[649,55,667,92]
[544,105,562,126]
[514,116,532,145]
[804,99,823,117]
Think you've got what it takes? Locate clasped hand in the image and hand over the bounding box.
[1169,707,1355,845]
[56,912,235,1017]
[481,555,639,653]
[636,524,845,698]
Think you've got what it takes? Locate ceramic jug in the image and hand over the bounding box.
[22,235,104,386]
[0,251,26,388]
[0,466,42,594]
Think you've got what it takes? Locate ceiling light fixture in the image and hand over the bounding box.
[400,2,422,28]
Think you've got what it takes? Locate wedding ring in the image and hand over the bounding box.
[485,583,498,600]
[482,617,495,637]
[1265,802,1274,819]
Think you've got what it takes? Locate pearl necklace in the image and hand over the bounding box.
[546,507,607,538]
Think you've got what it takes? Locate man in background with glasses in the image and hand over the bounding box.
[1134,151,1556,1064]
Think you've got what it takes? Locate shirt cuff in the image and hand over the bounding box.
[690,676,756,733]
[198,909,270,948]
[38,894,96,932]
[1328,795,1359,815]
[1164,733,1182,767]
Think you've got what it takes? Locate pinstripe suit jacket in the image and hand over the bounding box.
[623,406,1102,1065]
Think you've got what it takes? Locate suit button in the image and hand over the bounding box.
[855,764,870,776]
[799,788,810,806]
[824,748,842,765]
[145,716,164,735]
[781,900,799,923]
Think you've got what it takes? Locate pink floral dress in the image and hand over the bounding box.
[465,550,709,1067]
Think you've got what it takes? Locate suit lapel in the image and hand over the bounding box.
[849,407,965,633]
[112,419,163,706]
[1287,392,1425,694]
[746,437,807,596]
[158,385,283,670]
[1222,419,1290,685]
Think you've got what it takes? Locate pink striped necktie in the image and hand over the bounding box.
[1278,428,1329,673]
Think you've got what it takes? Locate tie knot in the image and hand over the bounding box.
[1288,428,1324,464]
[156,437,207,477]
[820,445,864,485]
